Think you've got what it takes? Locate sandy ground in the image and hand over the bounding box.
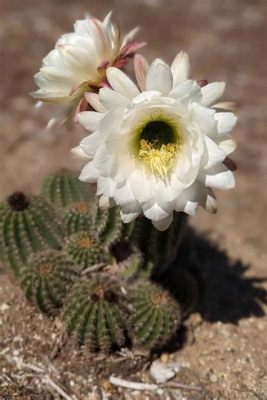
[0,0,267,399]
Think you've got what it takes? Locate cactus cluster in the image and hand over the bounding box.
[0,171,193,354]
[63,277,129,352]
[21,250,78,315]
[0,192,64,276]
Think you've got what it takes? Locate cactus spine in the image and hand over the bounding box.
[129,280,181,349]
[0,192,65,276]
[42,172,94,210]
[21,249,78,315]
[63,277,129,352]
[63,202,93,235]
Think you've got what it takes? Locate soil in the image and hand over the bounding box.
[0,0,267,399]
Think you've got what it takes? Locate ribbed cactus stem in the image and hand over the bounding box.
[20,250,78,315]
[64,231,108,269]
[42,172,94,210]
[0,193,65,276]
[129,280,181,349]
[63,277,130,352]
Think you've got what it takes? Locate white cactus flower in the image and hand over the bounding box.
[73,51,237,231]
[32,12,144,126]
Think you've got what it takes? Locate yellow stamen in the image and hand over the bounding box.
[138,139,178,180]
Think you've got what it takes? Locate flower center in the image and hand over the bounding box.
[131,118,184,180]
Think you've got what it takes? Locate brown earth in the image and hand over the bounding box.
[0,0,267,399]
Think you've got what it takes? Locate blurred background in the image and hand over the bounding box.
[0,0,266,397]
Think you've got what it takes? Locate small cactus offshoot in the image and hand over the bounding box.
[63,201,93,235]
[63,277,129,352]
[64,231,108,269]
[42,172,93,210]
[130,212,187,271]
[91,204,123,247]
[21,249,78,315]
[129,280,182,349]
[0,192,65,276]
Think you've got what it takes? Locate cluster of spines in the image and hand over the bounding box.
[20,249,78,315]
[63,277,129,353]
[64,231,108,269]
[42,172,94,210]
[129,280,181,349]
[0,192,65,276]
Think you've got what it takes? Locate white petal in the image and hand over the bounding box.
[191,103,217,137]
[143,203,169,221]
[99,87,130,109]
[120,210,140,223]
[171,51,190,85]
[215,135,237,155]
[215,112,237,135]
[170,80,201,103]
[71,146,91,160]
[146,59,173,95]
[203,165,235,189]
[201,82,225,107]
[85,92,107,113]
[134,54,149,91]
[80,131,101,157]
[79,162,98,182]
[132,90,162,104]
[152,213,173,231]
[78,111,102,131]
[106,67,140,99]
[202,136,226,169]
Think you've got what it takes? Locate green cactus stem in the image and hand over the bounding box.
[63,201,93,235]
[64,231,108,269]
[63,277,130,352]
[129,280,181,350]
[42,172,94,210]
[20,249,78,315]
[0,192,65,276]
[130,212,187,271]
[91,205,123,247]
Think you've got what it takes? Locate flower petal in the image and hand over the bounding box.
[171,51,190,85]
[215,112,237,135]
[134,54,149,91]
[106,67,140,99]
[78,111,102,131]
[99,87,131,109]
[152,213,173,231]
[201,82,225,107]
[146,59,173,95]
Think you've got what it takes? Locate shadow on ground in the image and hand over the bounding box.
[164,227,267,324]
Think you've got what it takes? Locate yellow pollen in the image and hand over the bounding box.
[138,139,178,180]
[78,236,92,248]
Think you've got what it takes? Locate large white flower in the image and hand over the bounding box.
[32,12,144,126]
[73,52,237,230]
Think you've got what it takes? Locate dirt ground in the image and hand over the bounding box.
[0,0,267,399]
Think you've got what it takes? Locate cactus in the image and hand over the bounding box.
[91,204,123,247]
[20,249,78,315]
[129,280,181,349]
[63,201,93,235]
[64,231,108,269]
[130,212,187,272]
[0,192,65,276]
[42,172,94,210]
[63,277,130,352]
